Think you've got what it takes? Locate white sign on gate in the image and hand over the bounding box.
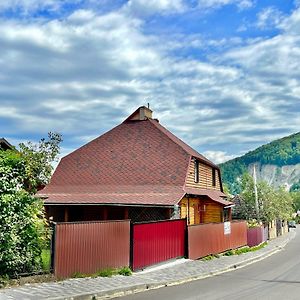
[224,221,231,235]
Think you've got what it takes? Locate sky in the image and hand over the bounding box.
[1,0,300,164]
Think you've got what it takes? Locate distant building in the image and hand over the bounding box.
[39,106,233,223]
[0,138,13,150]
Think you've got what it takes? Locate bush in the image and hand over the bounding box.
[118,267,132,276]
[0,150,49,278]
[0,191,48,277]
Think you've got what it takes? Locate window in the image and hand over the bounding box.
[194,159,199,183]
[223,208,230,222]
[212,168,216,187]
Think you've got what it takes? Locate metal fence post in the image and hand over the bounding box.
[50,222,56,274]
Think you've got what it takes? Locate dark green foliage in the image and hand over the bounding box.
[220,132,300,193]
[0,133,62,278]
[118,267,132,276]
[72,267,132,279]
[291,192,300,211]
[290,180,300,192]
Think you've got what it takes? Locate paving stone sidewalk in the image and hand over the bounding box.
[0,230,296,300]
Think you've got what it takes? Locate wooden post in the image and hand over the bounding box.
[124,207,129,219]
[187,197,190,225]
[64,207,69,222]
[102,206,108,220]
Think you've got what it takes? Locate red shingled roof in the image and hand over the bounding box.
[184,187,232,206]
[39,111,222,206]
[41,185,186,206]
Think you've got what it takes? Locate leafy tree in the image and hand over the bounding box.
[233,172,293,223]
[233,173,257,220]
[19,132,62,193]
[291,192,300,211]
[0,133,62,277]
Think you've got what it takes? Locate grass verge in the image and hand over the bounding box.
[201,242,268,261]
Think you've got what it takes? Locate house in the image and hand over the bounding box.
[0,138,13,150]
[39,106,233,224]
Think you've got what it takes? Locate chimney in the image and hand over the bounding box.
[125,106,153,122]
[139,106,152,120]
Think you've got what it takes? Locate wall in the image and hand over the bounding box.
[46,205,170,223]
[185,158,221,190]
[282,220,289,234]
[268,220,277,239]
[180,197,223,225]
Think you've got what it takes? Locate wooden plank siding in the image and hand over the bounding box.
[180,197,223,225]
[185,158,221,191]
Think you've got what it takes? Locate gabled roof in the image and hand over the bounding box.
[148,119,218,169]
[0,138,13,150]
[184,188,231,206]
[39,108,222,206]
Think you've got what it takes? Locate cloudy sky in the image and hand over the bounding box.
[1,0,300,164]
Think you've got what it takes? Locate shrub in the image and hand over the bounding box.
[118,267,132,276]
[0,191,48,277]
[0,149,50,278]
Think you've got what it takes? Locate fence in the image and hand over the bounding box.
[188,221,247,260]
[53,220,130,278]
[247,225,269,247]
[51,219,259,278]
[131,219,186,271]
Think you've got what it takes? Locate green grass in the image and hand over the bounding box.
[41,249,51,272]
[201,242,268,261]
[72,267,132,279]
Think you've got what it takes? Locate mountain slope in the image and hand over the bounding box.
[219,132,300,193]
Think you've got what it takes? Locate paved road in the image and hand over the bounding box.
[118,227,300,300]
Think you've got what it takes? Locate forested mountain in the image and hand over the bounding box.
[219,132,300,194]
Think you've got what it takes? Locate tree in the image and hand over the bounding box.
[233,172,293,223]
[0,133,62,277]
[19,132,62,194]
[291,191,300,211]
[233,173,257,220]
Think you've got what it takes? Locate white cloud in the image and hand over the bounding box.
[125,0,186,15]
[0,0,70,15]
[197,0,254,10]
[202,151,235,164]
[256,6,285,29]
[1,4,300,161]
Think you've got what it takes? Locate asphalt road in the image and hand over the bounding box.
[119,227,300,300]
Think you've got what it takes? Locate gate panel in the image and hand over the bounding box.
[54,220,130,278]
[132,219,186,270]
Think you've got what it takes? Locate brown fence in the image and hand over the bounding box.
[53,220,130,278]
[188,221,247,260]
[247,226,268,247]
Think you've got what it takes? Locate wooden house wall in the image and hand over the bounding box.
[185,158,221,191]
[180,197,223,225]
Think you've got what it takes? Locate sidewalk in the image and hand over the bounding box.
[0,230,296,300]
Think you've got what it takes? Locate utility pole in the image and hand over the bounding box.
[253,164,260,222]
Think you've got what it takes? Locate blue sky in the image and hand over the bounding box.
[1,0,300,164]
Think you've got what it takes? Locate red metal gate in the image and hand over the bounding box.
[131,219,186,271]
